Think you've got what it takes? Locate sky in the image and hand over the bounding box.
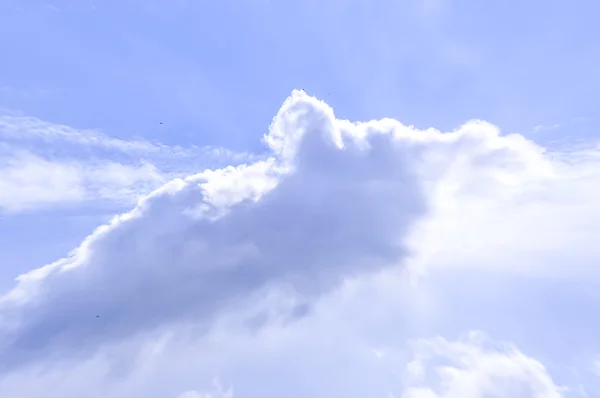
[0,0,600,397]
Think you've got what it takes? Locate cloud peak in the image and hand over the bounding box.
[0,91,427,372]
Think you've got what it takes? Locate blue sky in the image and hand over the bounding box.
[1,1,600,397]
[2,0,598,146]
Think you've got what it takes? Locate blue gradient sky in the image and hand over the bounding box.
[1,0,597,149]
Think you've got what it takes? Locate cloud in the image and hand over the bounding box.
[0,112,252,213]
[178,379,233,398]
[0,149,165,212]
[0,91,428,372]
[0,112,182,155]
[0,150,86,211]
[402,332,565,398]
[533,123,562,133]
[2,91,600,396]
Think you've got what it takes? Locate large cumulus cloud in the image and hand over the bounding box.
[0,91,427,371]
[2,91,600,397]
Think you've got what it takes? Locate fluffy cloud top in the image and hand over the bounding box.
[1,91,600,397]
[0,91,427,371]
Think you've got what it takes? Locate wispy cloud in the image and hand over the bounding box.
[0,112,245,159]
[178,379,233,398]
[533,116,591,134]
[402,332,566,398]
[0,150,165,213]
[533,123,563,133]
[0,112,253,214]
[573,116,591,123]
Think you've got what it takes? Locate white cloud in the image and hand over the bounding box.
[402,332,565,398]
[0,149,166,212]
[0,150,86,211]
[1,91,600,397]
[178,379,233,398]
[0,112,182,155]
[0,113,252,213]
[0,91,426,372]
[533,123,562,133]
